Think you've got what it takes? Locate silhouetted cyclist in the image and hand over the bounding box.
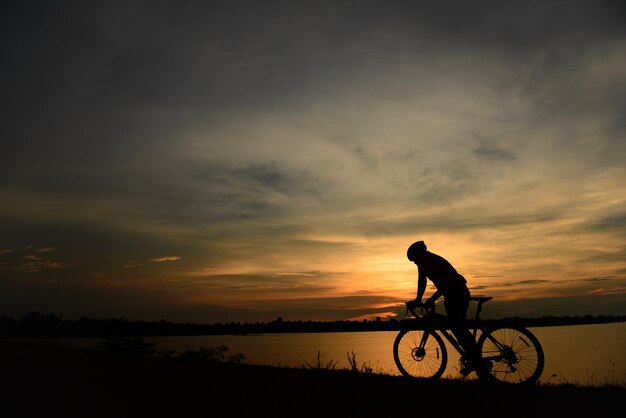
[406,240,488,376]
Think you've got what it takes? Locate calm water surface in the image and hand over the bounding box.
[145,322,626,385]
[41,322,626,386]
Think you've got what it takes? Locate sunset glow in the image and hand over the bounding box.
[1,1,625,323]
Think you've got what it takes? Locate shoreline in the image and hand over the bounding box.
[3,313,625,339]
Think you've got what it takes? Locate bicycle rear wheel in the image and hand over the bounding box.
[393,328,447,379]
[478,325,544,385]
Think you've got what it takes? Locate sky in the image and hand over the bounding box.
[1,0,625,323]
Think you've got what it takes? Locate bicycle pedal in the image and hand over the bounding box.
[476,361,492,377]
[459,366,472,376]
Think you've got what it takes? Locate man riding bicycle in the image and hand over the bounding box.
[406,240,488,376]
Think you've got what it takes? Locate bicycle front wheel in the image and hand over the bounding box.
[393,328,447,379]
[478,325,544,385]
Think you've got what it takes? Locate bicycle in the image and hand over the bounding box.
[393,296,544,385]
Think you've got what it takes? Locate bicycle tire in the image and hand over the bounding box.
[477,324,544,385]
[393,328,447,379]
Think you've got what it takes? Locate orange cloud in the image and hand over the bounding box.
[149,256,181,263]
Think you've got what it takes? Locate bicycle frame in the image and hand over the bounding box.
[407,296,493,359]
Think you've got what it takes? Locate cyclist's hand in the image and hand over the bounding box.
[406,299,422,310]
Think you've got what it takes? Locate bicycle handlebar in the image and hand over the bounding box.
[405,296,494,319]
[404,301,436,317]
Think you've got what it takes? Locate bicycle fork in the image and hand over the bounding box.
[417,330,441,361]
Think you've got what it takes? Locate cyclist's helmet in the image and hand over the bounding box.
[407,241,427,262]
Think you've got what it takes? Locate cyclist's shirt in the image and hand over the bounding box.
[416,251,467,294]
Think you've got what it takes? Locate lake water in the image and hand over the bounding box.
[36,322,626,386]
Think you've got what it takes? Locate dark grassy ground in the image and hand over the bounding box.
[1,340,623,418]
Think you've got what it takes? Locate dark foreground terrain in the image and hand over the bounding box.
[2,340,623,418]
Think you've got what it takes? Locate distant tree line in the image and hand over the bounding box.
[1,312,624,338]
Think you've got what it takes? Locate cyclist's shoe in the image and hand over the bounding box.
[460,359,492,377]
[476,360,493,380]
[459,356,474,377]
[459,358,474,376]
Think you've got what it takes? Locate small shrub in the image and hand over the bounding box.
[304,350,338,370]
[347,351,373,374]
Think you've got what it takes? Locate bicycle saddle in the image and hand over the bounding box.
[470,296,493,303]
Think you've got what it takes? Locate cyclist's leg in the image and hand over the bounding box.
[444,288,480,368]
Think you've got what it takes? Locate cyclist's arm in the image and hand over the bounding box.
[416,267,427,302]
[426,290,442,305]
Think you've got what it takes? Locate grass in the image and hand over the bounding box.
[2,339,624,418]
[303,350,375,374]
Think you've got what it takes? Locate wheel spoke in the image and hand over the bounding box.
[394,329,447,379]
[479,325,544,384]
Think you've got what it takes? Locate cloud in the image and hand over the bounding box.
[516,279,551,285]
[275,272,318,277]
[13,257,67,273]
[189,272,338,297]
[124,262,144,269]
[592,214,626,232]
[581,277,613,282]
[149,256,181,263]
[473,143,515,162]
[0,245,68,273]
[1,0,625,322]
